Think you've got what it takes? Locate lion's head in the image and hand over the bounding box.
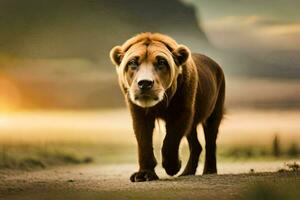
[110,33,191,108]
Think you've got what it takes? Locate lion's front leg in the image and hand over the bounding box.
[162,110,194,176]
[130,109,158,182]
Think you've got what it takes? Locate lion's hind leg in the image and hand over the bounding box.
[202,79,225,174]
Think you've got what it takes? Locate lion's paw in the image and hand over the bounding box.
[130,170,159,182]
[162,159,181,176]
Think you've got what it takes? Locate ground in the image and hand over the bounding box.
[0,109,299,199]
[1,161,299,200]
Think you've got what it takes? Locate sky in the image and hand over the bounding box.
[184,0,300,53]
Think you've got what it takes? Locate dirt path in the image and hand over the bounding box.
[1,161,299,200]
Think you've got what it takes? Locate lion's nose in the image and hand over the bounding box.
[138,79,154,90]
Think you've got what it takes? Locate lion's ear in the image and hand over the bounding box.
[172,45,190,66]
[110,46,123,66]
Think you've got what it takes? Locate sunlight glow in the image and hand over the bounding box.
[0,77,22,112]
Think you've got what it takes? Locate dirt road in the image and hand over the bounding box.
[1,161,299,200]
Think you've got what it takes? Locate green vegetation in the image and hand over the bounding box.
[1,141,299,170]
[0,142,94,170]
[0,134,299,170]
[219,135,300,160]
[0,141,135,170]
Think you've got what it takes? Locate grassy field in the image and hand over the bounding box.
[0,109,299,170]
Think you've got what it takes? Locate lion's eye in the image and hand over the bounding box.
[156,58,168,70]
[128,60,139,70]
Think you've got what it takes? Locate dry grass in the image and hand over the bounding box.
[0,109,299,170]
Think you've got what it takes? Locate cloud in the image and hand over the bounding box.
[204,15,300,51]
[262,24,300,35]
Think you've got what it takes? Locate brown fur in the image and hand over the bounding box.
[110,33,225,182]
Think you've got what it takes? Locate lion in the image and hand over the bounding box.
[109,32,225,182]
